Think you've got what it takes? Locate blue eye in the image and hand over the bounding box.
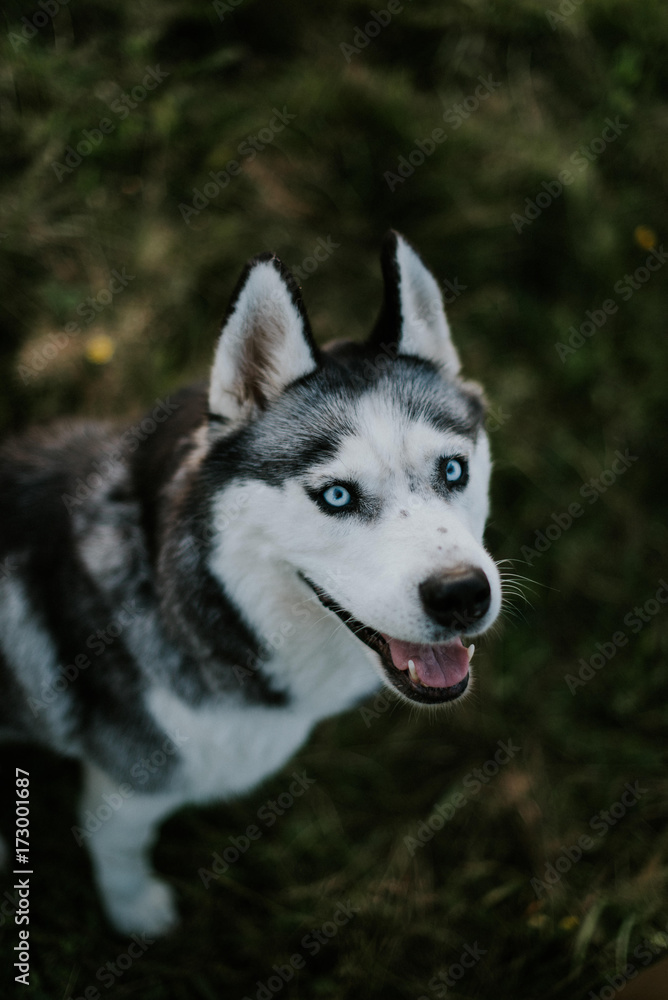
[322,485,352,508]
[444,458,465,483]
[445,460,462,482]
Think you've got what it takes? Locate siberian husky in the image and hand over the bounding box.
[0,232,501,935]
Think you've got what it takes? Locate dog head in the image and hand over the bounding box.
[206,232,501,705]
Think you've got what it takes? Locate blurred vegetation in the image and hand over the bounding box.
[1,0,668,997]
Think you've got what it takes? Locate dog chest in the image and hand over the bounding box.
[146,686,318,802]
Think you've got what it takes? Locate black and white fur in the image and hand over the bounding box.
[0,233,501,935]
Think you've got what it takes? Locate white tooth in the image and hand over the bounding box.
[467,644,475,662]
[407,659,419,683]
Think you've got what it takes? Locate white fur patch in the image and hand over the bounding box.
[81,762,181,935]
[207,495,382,708]
[0,574,75,751]
[146,687,319,802]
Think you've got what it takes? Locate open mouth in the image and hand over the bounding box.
[303,578,473,705]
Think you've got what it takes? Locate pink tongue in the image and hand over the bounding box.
[385,636,470,688]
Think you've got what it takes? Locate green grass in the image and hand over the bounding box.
[1,0,668,996]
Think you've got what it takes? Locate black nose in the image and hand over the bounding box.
[419,568,491,631]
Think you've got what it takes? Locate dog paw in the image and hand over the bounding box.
[105,877,179,937]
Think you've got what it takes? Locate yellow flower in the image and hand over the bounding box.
[634,225,657,250]
[85,334,115,365]
[558,915,579,932]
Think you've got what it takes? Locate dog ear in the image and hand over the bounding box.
[209,254,319,422]
[369,231,461,377]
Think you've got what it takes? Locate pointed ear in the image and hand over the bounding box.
[369,231,461,376]
[209,254,319,422]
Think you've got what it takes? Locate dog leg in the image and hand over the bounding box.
[79,763,181,936]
